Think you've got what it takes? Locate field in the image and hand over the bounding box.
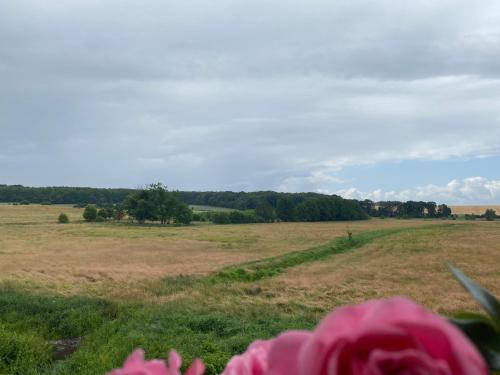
[190,205,235,212]
[450,205,500,215]
[1,204,500,374]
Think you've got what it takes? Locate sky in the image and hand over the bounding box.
[1,0,500,204]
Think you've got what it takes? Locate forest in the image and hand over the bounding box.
[0,184,451,221]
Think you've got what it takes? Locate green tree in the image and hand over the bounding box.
[174,203,193,224]
[58,213,69,224]
[297,200,321,221]
[437,204,452,218]
[134,198,152,223]
[255,203,275,222]
[123,190,154,223]
[485,209,496,221]
[97,208,110,220]
[113,205,126,221]
[123,183,191,225]
[358,199,377,216]
[426,202,437,218]
[149,183,177,224]
[83,204,98,222]
[276,198,297,222]
[209,212,231,224]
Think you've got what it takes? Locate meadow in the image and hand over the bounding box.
[0,204,499,374]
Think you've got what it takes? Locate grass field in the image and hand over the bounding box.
[0,205,440,299]
[0,205,499,374]
[189,205,234,212]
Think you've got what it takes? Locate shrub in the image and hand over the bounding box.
[83,204,98,222]
[174,204,193,225]
[209,211,257,224]
[97,208,109,220]
[484,209,496,221]
[58,213,69,224]
[209,212,231,224]
[95,215,106,222]
[192,212,209,222]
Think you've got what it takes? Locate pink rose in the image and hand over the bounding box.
[221,339,273,375]
[107,349,204,375]
[221,331,311,375]
[298,297,488,375]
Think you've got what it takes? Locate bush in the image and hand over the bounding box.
[58,213,69,224]
[83,204,98,222]
[97,208,112,220]
[484,209,497,221]
[174,204,193,225]
[209,211,257,224]
[194,212,210,222]
[210,212,231,224]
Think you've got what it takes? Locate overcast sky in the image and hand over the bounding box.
[1,0,500,203]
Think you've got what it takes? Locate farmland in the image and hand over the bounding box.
[450,205,500,215]
[1,204,500,374]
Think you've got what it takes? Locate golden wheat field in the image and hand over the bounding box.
[450,205,500,215]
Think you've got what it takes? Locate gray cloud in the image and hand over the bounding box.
[1,0,500,196]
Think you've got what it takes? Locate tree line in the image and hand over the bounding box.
[358,200,452,218]
[0,184,453,221]
[0,184,133,205]
[205,195,369,224]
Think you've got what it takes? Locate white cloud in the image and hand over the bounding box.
[336,177,500,204]
[277,169,345,193]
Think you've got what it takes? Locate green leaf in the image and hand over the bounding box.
[451,318,500,371]
[449,264,500,327]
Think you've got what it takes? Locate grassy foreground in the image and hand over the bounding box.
[0,287,318,375]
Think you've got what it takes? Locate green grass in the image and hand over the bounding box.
[0,288,121,375]
[0,285,317,375]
